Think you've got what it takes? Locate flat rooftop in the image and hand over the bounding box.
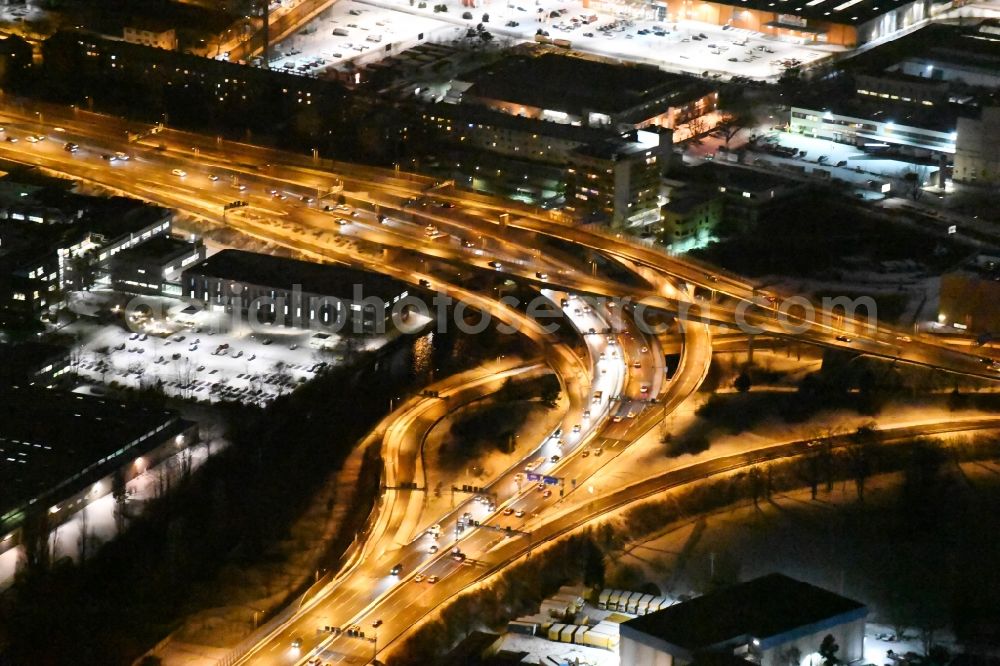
[848,21,1000,75]
[427,103,622,145]
[0,387,186,521]
[463,50,711,118]
[112,235,199,264]
[622,574,867,651]
[183,249,408,302]
[80,197,171,240]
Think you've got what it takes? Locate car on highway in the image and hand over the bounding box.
[626,410,636,418]
[640,384,649,393]
[572,424,581,433]
[25,135,41,143]
[429,544,439,554]
[535,271,548,279]
[171,169,187,178]
[413,574,425,583]
[835,335,852,342]
[64,142,79,152]
[5,136,17,143]
[581,449,590,458]
[640,346,649,353]
[115,152,130,161]
[390,563,403,576]
[291,637,303,649]
[550,454,561,463]
[515,510,525,518]
[427,575,439,583]
[488,260,502,270]
[633,360,642,368]
[612,414,623,423]
[503,507,514,516]
[207,174,219,181]
[543,489,552,498]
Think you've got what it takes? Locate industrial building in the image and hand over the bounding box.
[620,574,868,666]
[0,387,198,577]
[182,250,410,335]
[647,0,930,46]
[454,47,717,131]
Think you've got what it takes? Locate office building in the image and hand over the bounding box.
[0,189,173,325]
[110,236,205,296]
[565,129,671,226]
[182,249,410,335]
[620,574,868,666]
[661,191,724,249]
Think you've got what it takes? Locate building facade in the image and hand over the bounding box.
[565,129,670,226]
[789,106,956,157]
[620,574,868,666]
[123,25,178,51]
[647,0,929,46]
[954,106,1000,185]
[182,250,410,335]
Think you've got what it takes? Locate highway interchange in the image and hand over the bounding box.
[2,100,999,664]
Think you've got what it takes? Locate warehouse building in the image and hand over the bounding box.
[0,387,197,583]
[620,574,868,666]
[455,47,716,131]
[648,0,930,46]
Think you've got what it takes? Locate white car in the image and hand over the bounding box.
[25,135,39,143]
[115,152,130,161]
[171,169,187,177]
[207,174,220,181]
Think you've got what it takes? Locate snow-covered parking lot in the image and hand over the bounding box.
[271,0,840,80]
[64,298,392,406]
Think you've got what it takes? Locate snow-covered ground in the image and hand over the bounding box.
[498,631,619,666]
[271,0,838,80]
[687,130,941,199]
[63,292,397,405]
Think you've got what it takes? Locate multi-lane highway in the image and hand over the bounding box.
[3,98,999,665]
[2,101,994,383]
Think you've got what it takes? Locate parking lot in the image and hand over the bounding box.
[268,0,463,73]
[270,0,839,80]
[65,293,395,406]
